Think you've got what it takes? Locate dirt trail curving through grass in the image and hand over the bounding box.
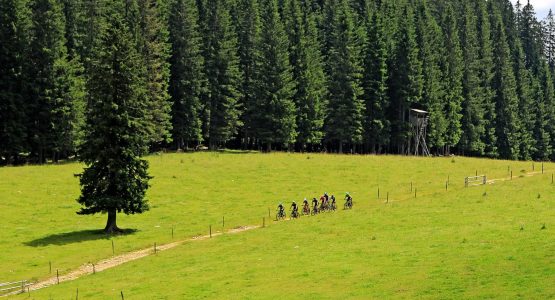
[7,225,259,295]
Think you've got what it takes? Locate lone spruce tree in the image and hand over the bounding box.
[77,2,150,233]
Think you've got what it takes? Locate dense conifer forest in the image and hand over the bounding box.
[2,0,555,164]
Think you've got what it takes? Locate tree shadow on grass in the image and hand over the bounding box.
[24,229,138,247]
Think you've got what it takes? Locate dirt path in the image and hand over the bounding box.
[8,225,259,295]
[486,171,543,185]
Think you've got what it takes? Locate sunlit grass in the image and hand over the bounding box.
[2,152,554,298]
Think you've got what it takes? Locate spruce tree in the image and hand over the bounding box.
[295,5,327,150]
[362,9,390,153]
[491,14,520,160]
[533,63,554,160]
[202,0,243,149]
[459,0,486,156]
[253,0,296,151]
[77,2,150,233]
[504,1,535,160]
[284,0,326,150]
[27,0,83,163]
[137,0,173,145]
[543,10,555,67]
[169,0,205,149]
[440,4,464,154]
[478,0,497,157]
[389,5,423,154]
[415,2,445,153]
[519,0,543,73]
[324,0,364,153]
[235,0,261,149]
[0,0,29,164]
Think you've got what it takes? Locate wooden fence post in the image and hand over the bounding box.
[112,240,114,255]
[56,270,59,285]
[263,217,265,228]
[386,192,389,203]
[49,261,51,274]
[76,288,78,300]
[121,291,124,300]
[414,188,417,198]
[209,225,212,238]
[154,243,157,254]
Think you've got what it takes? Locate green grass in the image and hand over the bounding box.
[2,152,555,298]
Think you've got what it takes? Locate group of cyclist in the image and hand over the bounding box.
[276,192,353,220]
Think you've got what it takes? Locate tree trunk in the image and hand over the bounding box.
[104,209,121,234]
[266,142,272,152]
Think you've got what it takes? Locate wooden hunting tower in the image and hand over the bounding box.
[408,108,430,156]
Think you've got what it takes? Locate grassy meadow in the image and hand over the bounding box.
[2,152,555,298]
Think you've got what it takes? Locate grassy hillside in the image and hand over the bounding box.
[2,153,555,298]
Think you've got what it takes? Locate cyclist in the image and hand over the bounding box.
[312,197,319,214]
[344,192,353,209]
[330,194,337,210]
[302,198,310,215]
[320,194,327,211]
[277,202,286,219]
[291,201,299,218]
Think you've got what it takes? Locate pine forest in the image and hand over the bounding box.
[2,0,555,164]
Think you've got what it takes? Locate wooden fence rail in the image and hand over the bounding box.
[0,280,31,296]
[465,175,487,187]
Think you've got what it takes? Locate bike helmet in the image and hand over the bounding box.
[345,192,350,196]
[324,192,328,196]
[292,201,296,204]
